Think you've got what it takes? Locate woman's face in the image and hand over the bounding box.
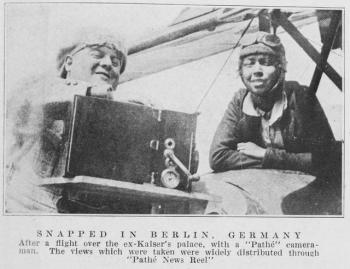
[240,54,280,97]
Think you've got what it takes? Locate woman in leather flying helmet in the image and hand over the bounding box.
[209,31,334,174]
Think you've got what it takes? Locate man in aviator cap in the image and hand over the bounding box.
[6,28,129,213]
[57,28,127,95]
[209,31,334,175]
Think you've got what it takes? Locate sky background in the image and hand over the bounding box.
[5,3,183,86]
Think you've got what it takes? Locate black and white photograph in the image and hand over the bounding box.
[3,2,344,216]
[1,1,350,268]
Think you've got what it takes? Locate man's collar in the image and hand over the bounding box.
[242,91,287,126]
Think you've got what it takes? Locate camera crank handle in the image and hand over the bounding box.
[163,149,200,183]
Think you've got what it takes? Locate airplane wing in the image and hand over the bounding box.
[121,8,320,83]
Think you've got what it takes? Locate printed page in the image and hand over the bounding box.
[0,0,348,268]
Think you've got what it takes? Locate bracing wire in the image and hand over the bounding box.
[194,10,263,113]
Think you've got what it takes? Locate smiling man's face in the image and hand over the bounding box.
[240,54,280,97]
[68,45,122,90]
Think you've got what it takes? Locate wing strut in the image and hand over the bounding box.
[309,11,342,93]
[271,9,342,91]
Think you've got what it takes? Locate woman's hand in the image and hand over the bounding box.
[237,142,266,159]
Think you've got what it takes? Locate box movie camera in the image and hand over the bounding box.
[41,95,199,191]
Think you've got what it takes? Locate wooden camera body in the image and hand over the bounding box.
[44,96,199,191]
